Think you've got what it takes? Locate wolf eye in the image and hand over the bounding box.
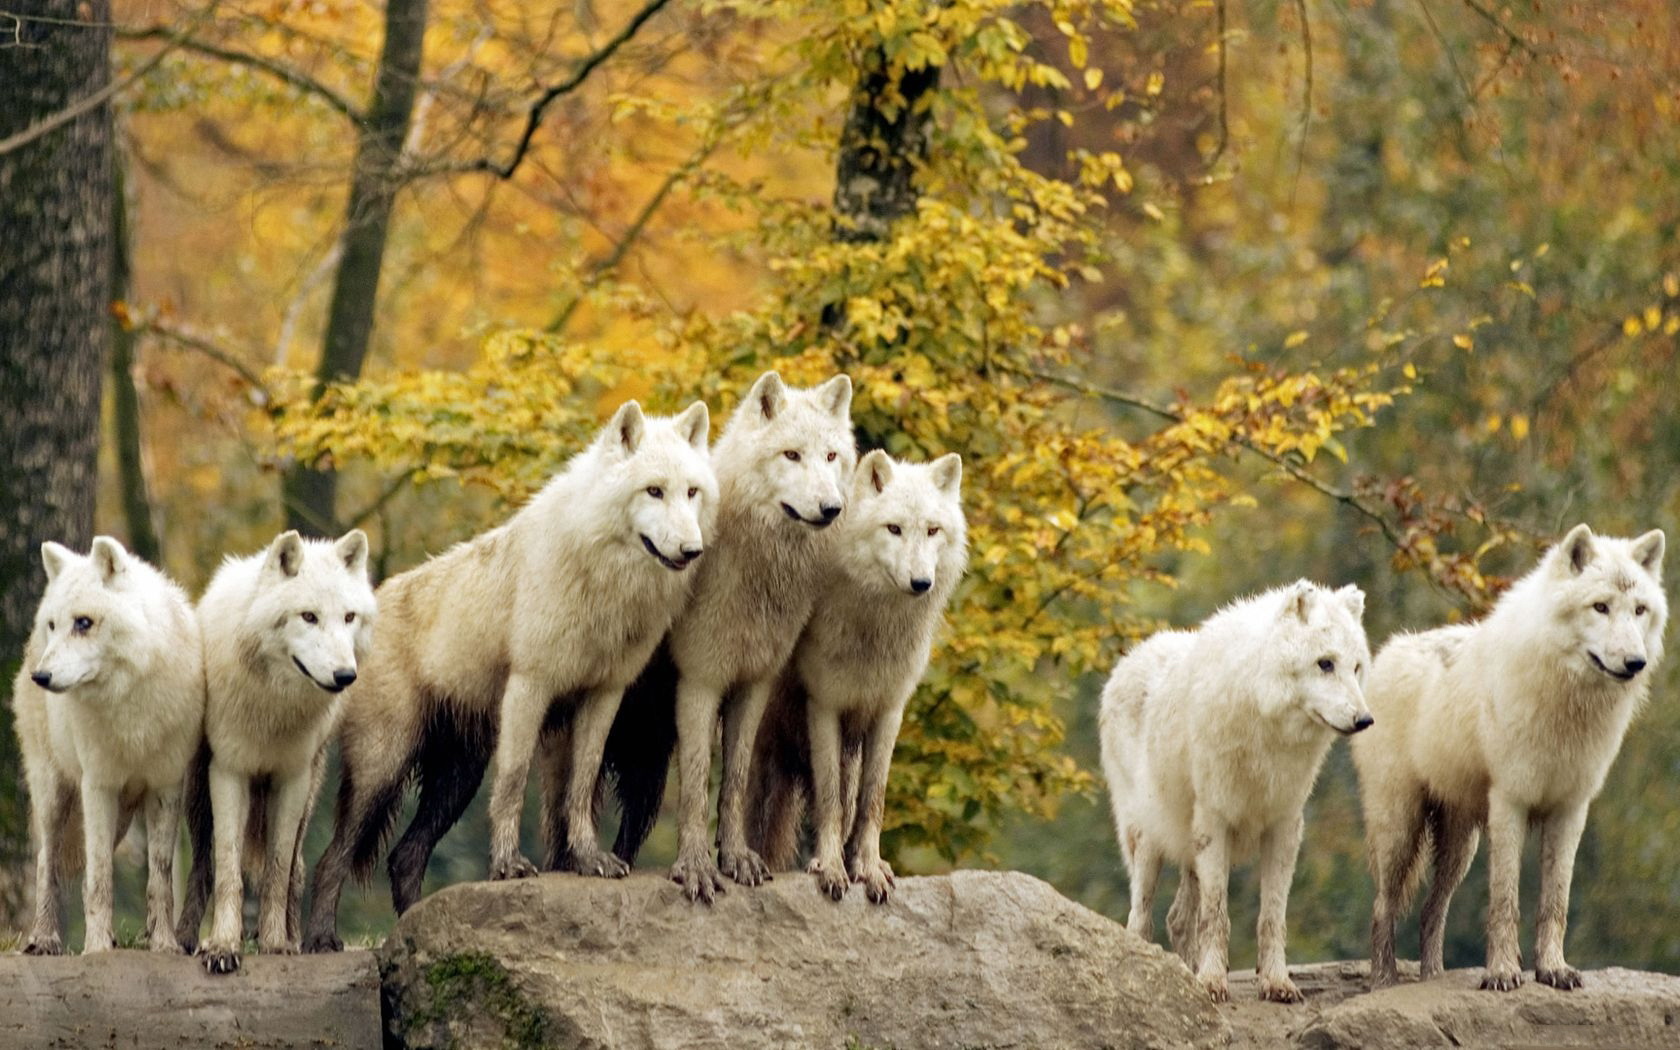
[1317,658,1335,673]
[886,524,902,536]
[783,450,801,462]
[73,616,93,634]
[826,451,837,462]
[1636,604,1648,616]
[687,487,698,499]
[344,612,356,624]
[646,486,664,499]
[1592,602,1609,615]
[928,526,941,537]
[301,611,319,625]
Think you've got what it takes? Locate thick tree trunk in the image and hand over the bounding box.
[0,0,114,913]
[111,156,162,564]
[831,54,941,244]
[282,0,430,537]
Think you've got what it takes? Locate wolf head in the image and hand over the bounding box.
[841,450,968,598]
[715,371,857,529]
[248,530,377,694]
[595,399,717,571]
[1272,580,1374,736]
[1542,524,1667,685]
[29,537,155,695]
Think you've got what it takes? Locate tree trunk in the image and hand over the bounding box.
[0,0,114,913]
[831,54,941,244]
[110,155,162,564]
[282,0,430,537]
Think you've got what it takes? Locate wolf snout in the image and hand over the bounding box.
[909,578,933,595]
[1624,658,1648,676]
[30,671,51,689]
[332,668,358,689]
[819,503,842,524]
[1352,712,1375,733]
[680,545,704,562]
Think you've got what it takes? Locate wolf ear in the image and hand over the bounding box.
[856,450,894,498]
[1557,523,1596,575]
[335,529,370,578]
[1631,529,1665,577]
[89,536,129,585]
[673,400,710,453]
[1335,583,1366,622]
[40,541,74,583]
[264,531,305,579]
[817,374,853,420]
[1284,580,1316,623]
[608,400,646,456]
[746,372,787,422]
[930,453,962,497]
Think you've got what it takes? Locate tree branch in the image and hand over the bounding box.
[115,25,362,122]
[140,319,269,397]
[1459,0,1538,58]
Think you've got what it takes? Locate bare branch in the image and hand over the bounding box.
[140,319,269,397]
[115,24,363,122]
[1289,0,1313,199]
[1459,0,1538,58]
[1207,0,1229,167]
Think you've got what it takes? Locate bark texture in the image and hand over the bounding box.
[0,0,114,914]
[282,0,429,536]
[831,54,941,243]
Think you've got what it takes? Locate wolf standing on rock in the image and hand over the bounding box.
[1357,524,1667,993]
[1100,581,1373,1003]
[13,538,204,956]
[179,529,376,973]
[302,400,716,952]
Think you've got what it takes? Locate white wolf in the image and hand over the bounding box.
[1355,524,1666,993]
[301,400,716,952]
[12,538,203,955]
[183,528,376,974]
[1099,580,1373,1002]
[665,371,856,903]
[748,449,967,903]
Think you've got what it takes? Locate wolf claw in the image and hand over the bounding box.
[571,848,630,879]
[1537,967,1583,991]
[1259,977,1303,1004]
[671,853,725,904]
[23,936,64,956]
[302,931,343,954]
[808,855,848,901]
[201,946,242,975]
[490,853,538,881]
[1479,968,1524,992]
[719,847,770,887]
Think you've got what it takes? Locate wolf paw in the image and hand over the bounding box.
[258,939,298,956]
[490,853,538,881]
[148,933,183,955]
[1369,967,1401,991]
[850,858,895,904]
[1537,966,1583,991]
[570,847,630,879]
[302,930,344,954]
[719,847,770,887]
[808,855,848,901]
[671,853,725,904]
[1479,968,1524,992]
[23,935,64,956]
[200,945,242,975]
[82,932,115,955]
[1199,972,1230,1003]
[1259,976,1303,1004]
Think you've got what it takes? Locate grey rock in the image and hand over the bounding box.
[379,869,1229,1050]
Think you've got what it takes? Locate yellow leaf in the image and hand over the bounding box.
[1084,67,1103,91]
[1402,362,1418,379]
[1284,330,1308,349]
[1145,71,1164,96]
[1624,315,1644,336]
[1510,414,1530,441]
[1452,333,1472,350]
[1665,273,1679,298]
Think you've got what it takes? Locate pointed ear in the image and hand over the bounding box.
[1631,529,1665,578]
[1336,583,1366,622]
[40,541,74,583]
[1557,524,1595,575]
[929,453,962,497]
[608,400,646,456]
[89,536,129,585]
[673,400,710,453]
[817,374,853,419]
[1284,580,1316,623]
[335,529,370,578]
[746,372,787,422]
[264,531,305,579]
[855,450,894,499]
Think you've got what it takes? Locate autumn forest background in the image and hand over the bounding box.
[2,0,1678,970]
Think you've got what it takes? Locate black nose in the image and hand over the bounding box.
[1624,658,1647,675]
[30,672,50,688]
[333,669,358,688]
[680,546,703,561]
[910,578,932,594]
[1352,713,1375,733]
[819,504,841,523]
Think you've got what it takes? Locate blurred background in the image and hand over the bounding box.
[2,0,1676,970]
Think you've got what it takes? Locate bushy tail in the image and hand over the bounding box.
[175,739,213,949]
[603,641,679,865]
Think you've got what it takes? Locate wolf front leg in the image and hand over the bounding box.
[485,672,549,881]
[1256,816,1305,1003]
[845,701,905,904]
[79,778,121,954]
[716,677,773,887]
[23,779,70,955]
[1534,801,1590,990]
[670,674,727,903]
[560,686,631,878]
[202,763,251,973]
[144,785,184,953]
[805,700,848,901]
[1191,813,1233,1002]
[257,767,314,954]
[1480,793,1527,991]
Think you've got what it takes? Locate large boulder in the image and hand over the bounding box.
[379,869,1227,1050]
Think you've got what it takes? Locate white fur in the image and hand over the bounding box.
[797,450,967,903]
[12,537,203,955]
[1356,524,1667,992]
[1099,580,1372,1002]
[196,528,376,972]
[667,371,857,902]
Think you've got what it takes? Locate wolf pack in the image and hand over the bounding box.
[9,368,1670,1007]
